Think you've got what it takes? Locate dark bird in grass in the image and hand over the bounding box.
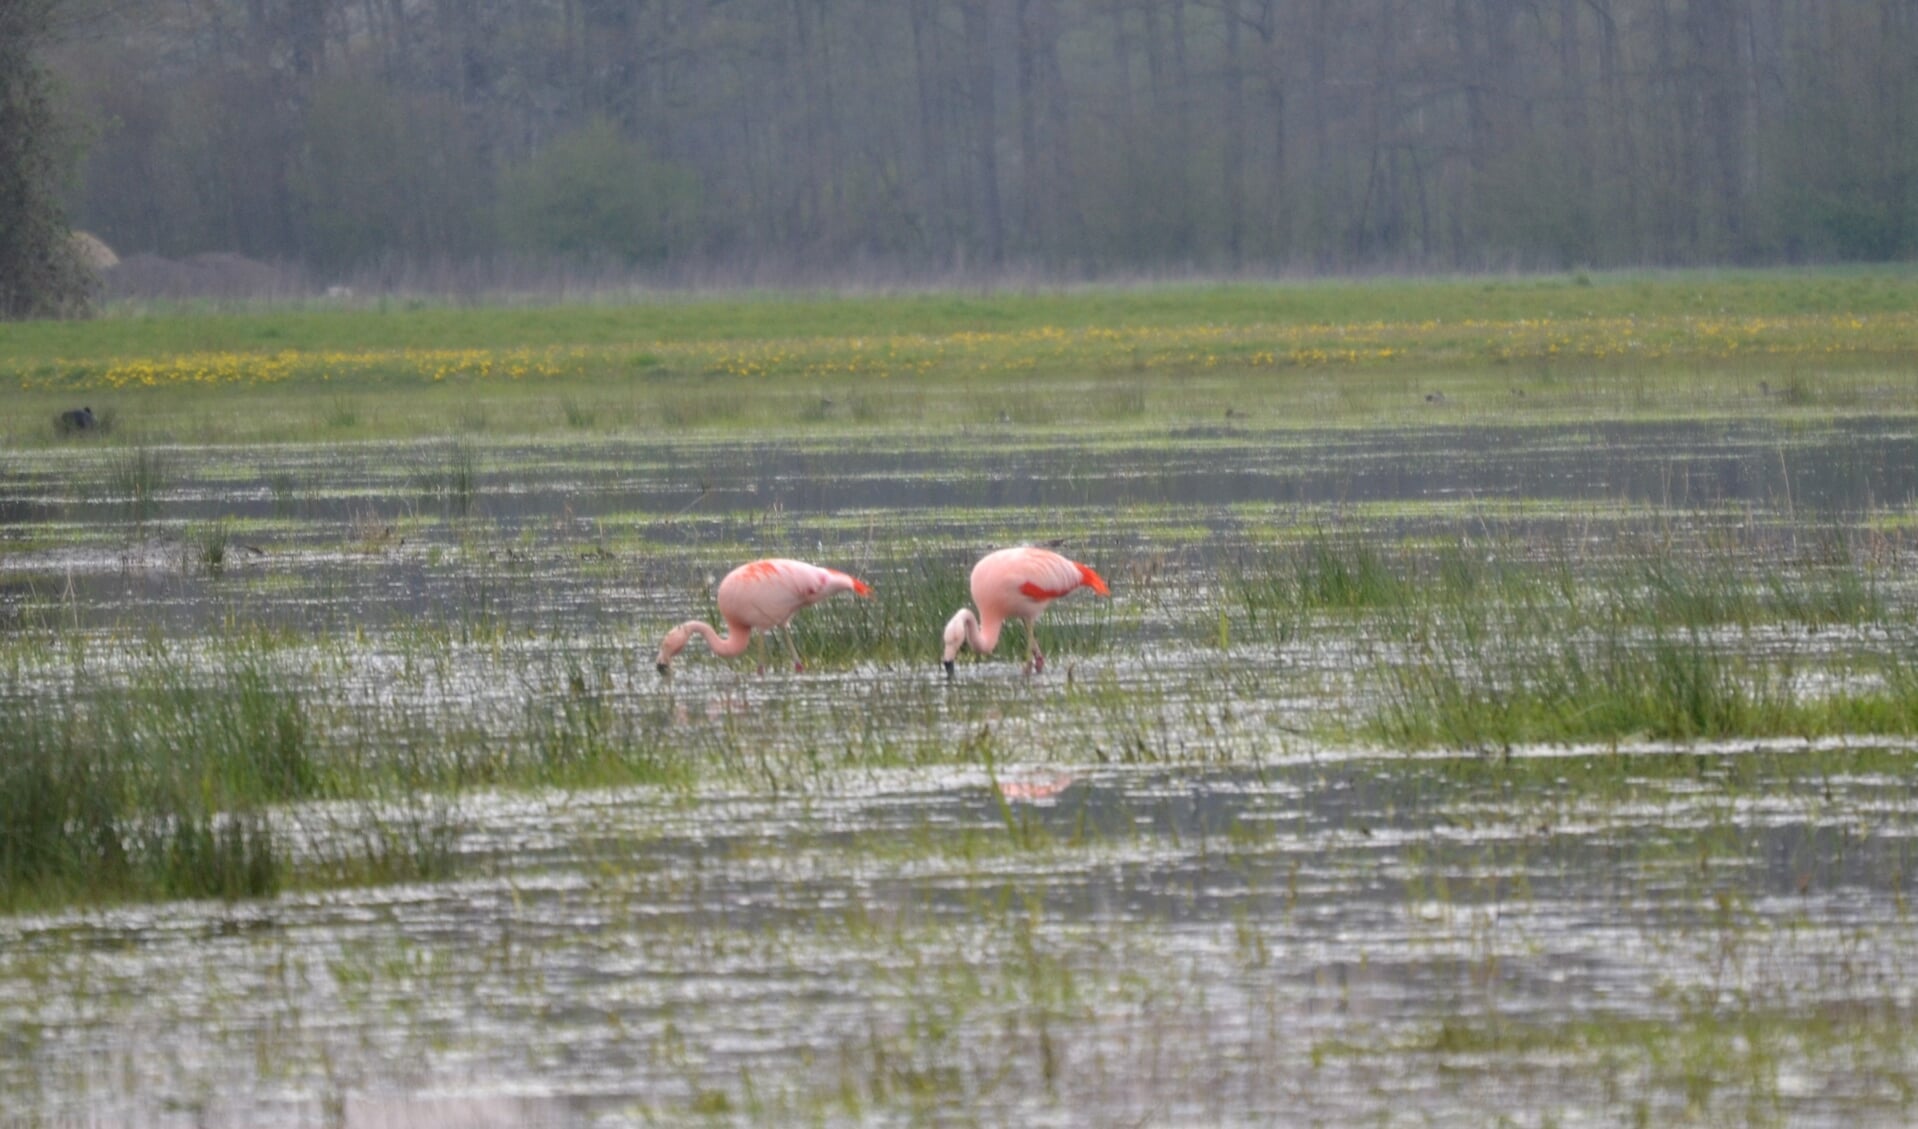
[56,406,96,434]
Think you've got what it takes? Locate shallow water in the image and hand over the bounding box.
[4,418,1918,1125]
[4,756,1916,1126]
[4,417,1914,634]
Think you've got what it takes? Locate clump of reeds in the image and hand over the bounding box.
[411,437,481,516]
[0,688,290,907]
[109,445,167,523]
[267,470,309,517]
[186,517,233,577]
[0,648,467,910]
[1213,527,1910,749]
[1367,611,1918,752]
[1369,626,1804,750]
[1225,528,1890,640]
[517,655,682,788]
[1223,533,1418,642]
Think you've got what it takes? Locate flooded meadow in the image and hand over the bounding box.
[6,402,1918,1126]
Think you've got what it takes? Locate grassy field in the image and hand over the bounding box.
[6,269,1918,444]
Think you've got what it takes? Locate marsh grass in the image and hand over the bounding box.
[185,517,233,577]
[410,437,480,516]
[796,394,837,423]
[303,799,463,889]
[108,445,166,523]
[1227,529,1892,639]
[0,679,298,907]
[267,469,310,517]
[846,387,915,423]
[1368,612,1918,750]
[1409,999,1918,1125]
[0,617,738,906]
[121,654,321,801]
[1373,629,1776,749]
[1090,381,1148,421]
[1226,534,1545,643]
[0,644,477,908]
[1211,529,1916,749]
[1759,531,1887,626]
[657,388,747,428]
[1286,534,1409,609]
[518,667,687,789]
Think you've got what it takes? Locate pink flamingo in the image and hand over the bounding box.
[657,558,873,675]
[942,546,1109,677]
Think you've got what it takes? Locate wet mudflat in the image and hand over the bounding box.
[4,416,1918,1126]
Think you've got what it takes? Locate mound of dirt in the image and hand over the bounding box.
[107,252,308,301]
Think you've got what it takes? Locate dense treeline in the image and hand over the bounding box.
[46,0,1918,279]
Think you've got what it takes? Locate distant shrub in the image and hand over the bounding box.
[499,118,702,264]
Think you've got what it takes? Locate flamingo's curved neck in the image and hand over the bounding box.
[967,610,1003,655]
[683,619,754,658]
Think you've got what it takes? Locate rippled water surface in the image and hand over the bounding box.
[4,418,1918,1125]
[5,417,1915,631]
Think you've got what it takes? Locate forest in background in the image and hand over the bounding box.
[36,0,1918,283]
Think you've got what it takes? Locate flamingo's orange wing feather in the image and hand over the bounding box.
[1020,580,1076,601]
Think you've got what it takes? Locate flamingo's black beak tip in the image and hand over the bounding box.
[656,662,671,677]
[943,660,955,679]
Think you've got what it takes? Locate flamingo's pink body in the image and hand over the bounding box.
[942,546,1109,676]
[657,558,872,674]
